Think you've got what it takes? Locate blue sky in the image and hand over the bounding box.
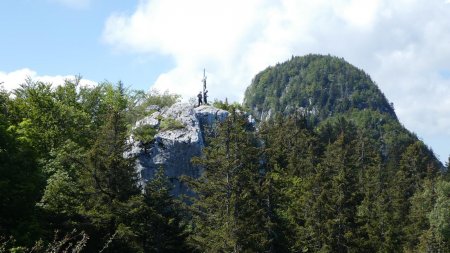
[1,0,449,163]
[0,0,172,90]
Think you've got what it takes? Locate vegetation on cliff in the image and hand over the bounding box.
[0,55,449,252]
[244,54,396,122]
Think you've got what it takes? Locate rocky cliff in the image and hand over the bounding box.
[128,102,229,195]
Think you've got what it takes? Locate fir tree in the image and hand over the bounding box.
[188,110,265,252]
[79,83,141,252]
[258,114,318,252]
[132,167,190,253]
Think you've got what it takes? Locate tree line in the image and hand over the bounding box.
[1,78,449,252]
[188,110,449,252]
[1,79,187,252]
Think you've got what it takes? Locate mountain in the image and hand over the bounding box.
[128,103,229,195]
[244,54,396,122]
[2,57,448,252]
[244,54,442,168]
[132,54,442,195]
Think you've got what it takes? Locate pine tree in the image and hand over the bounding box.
[131,167,190,253]
[415,177,450,252]
[79,83,141,252]
[388,141,440,250]
[188,110,265,252]
[307,118,361,252]
[353,128,389,252]
[258,114,318,252]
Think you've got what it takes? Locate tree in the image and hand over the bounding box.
[354,133,394,252]
[300,118,361,252]
[129,167,190,253]
[421,178,450,252]
[188,110,266,252]
[258,114,318,252]
[385,141,440,250]
[76,83,141,252]
[8,79,91,156]
[0,89,43,245]
[38,140,87,219]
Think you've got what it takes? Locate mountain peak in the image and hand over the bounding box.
[128,102,229,195]
[244,54,396,123]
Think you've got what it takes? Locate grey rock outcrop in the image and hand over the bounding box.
[128,102,229,195]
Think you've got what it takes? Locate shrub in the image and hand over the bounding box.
[213,99,246,112]
[132,125,158,144]
[160,118,185,131]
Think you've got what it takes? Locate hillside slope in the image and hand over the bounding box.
[244,54,395,122]
[244,54,441,168]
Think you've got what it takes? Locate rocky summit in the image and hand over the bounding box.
[128,102,229,195]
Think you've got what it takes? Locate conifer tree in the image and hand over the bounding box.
[308,118,361,252]
[258,114,318,252]
[387,141,440,250]
[354,132,395,252]
[188,110,265,252]
[132,167,190,253]
[79,83,141,252]
[425,178,450,252]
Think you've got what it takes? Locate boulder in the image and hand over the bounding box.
[128,103,229,195]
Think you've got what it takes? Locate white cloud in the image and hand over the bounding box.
[101,0,398,101]
[49,0,91,9]
[335,0,381,29]
[0,68,97,91]
[103,0,450,161]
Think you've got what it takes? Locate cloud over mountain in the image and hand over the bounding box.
[103,0,450,160]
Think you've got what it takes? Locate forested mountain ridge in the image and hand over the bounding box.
[1,56,449,252]
[244,54,442,169]
[244,54,396,122]
[233,55,448,252]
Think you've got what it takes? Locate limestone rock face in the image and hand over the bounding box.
[129,103,229,195]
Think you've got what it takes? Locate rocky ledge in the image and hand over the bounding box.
[128,102,229,195]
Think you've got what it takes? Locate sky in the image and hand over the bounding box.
[1,0,449,163]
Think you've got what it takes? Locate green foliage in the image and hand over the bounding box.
[126,89,181,125]
[212,99,246,112]
[37,142,86,219]
[39,170,81,216]
[1,79,194,251]
[0,230,88,253]
[159,117,185,131]
[255,113,447,252]
[187,111,268,252]
[0,102,43,245]
[244,54,396,124]
[132,167,190,252]
[132,125,158,144]
[258,115,318,252]
[143,89,181,108]
[8,79,93,155]
[1,57,448,252]
[427,179,450,250]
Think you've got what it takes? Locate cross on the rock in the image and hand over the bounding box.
[202,68,207,92]
[202,69,208,105]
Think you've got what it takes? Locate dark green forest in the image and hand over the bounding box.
[1,55,450,252]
